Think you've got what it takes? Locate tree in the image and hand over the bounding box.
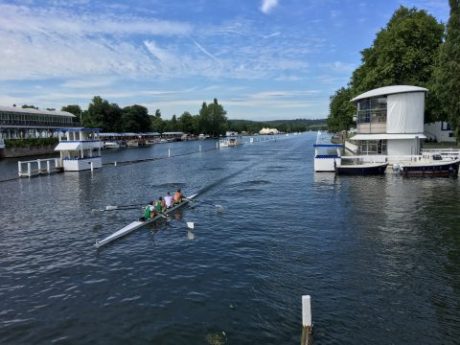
[179,111,196,134]
[207,98,228,136]
[352,7,443,92]
[327,87,355,132]
[61,105,82,123]
[22,104,39,109]
[198,102,211,134]
[81,96,122,132]
[350,6,444,122]
[433,0,460,139]
[151,109,165,133]
[121,105,151,132]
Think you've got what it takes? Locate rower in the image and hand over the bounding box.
[173,189,185,204]
[142,201,156,221]
[164,192,174,208]
[155,197,166,213]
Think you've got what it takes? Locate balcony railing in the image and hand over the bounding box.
[0,119,80,127]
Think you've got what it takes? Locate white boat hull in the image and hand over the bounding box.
[95,194,197,248]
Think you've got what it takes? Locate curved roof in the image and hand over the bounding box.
[0,105,75,117]
[351,85,428,102]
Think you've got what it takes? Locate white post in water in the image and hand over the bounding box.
[301,295,312,345]
[216,142,219,149]
[302,295,312,327]
[18,161,21,176]
[27,162,31,177]
[37,159,42,173]
[90,161,94,173]
[199,144,202,152]
[168,148,171,157]
[114,161,117,166]
[46,160,50,174]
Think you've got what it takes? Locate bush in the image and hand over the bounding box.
[5,137,59,148]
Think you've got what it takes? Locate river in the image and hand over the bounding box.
[0,133,459,344]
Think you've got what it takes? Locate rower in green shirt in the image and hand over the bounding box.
[155,197,166,213]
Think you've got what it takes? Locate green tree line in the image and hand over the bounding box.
[61,97,322,135]
[327,3,460,139]
[61,97,229,136]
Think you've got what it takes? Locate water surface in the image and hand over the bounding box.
[1,133,459,344]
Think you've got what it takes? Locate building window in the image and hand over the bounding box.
[359,140,387,154]
[441,122,452,131]
[356,97,387,126]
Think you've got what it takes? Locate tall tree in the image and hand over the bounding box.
[81,96,122,132]
[433,0,460,138]
[179,111,196,134]
[348,6,444,124]
[121,105,151,132]
[207,98,228,136]
[61,104,82,123]
[327,87,356,132]
[198,102,211,134]
[151,109,165,133]
[352,7,443,93]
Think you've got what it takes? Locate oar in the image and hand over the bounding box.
[198,200,224,211]
[105,202,146,210]
[92,206,143,213]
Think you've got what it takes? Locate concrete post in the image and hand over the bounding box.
[37,159,41,173]
[27,162,31,177]
[46,160,50,174]
[168,148,171,157]
[18,161,21,176]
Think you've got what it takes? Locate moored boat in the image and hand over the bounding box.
[219,136,242,148]
[95,193,197,248]
[336,162,388,175]
[103,141,120,149]
[394,157,460,177]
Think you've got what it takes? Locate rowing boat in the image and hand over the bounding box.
[95,194,197,248]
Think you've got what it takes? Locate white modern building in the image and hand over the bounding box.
[424,121,456,143]
[348,85,428,161]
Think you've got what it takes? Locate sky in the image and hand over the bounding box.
[0,0,450,121]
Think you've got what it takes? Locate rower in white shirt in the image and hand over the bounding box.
[164,192,174,208]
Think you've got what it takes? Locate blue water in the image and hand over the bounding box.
[1,133,459,344]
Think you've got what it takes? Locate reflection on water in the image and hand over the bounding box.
[0,134,459,345]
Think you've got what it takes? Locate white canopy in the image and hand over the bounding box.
[351,85,428,102]
[55,142,81,151]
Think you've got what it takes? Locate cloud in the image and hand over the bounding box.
[260,0,279,14]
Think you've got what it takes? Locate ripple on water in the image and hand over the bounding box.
[0,135,459,345]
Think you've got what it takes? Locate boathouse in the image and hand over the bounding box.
[348,85,427,159]
[0,105,77,139]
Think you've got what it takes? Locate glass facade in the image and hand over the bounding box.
[0,110,74,127]
[356,97,387,133]
[359,140,387,155]
[0,109,77,139]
